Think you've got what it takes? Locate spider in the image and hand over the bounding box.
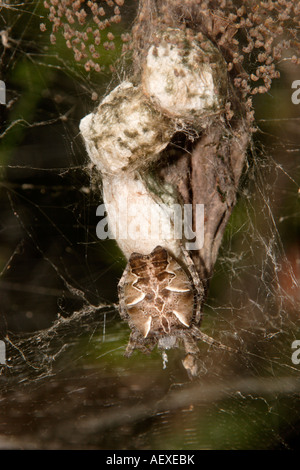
[118,245,234,377]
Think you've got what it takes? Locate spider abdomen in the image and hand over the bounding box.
[118,246,195,338]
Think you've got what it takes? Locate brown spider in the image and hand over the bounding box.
[118,245,234,377]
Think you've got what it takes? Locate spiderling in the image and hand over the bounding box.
[41,0,130,73]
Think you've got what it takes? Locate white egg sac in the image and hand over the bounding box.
[101,174,183,260]
[142,28,227,124]
[79,81,174,175]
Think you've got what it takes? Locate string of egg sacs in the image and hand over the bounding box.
[80,28,228,262]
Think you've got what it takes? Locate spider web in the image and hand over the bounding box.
[0,0,300,450]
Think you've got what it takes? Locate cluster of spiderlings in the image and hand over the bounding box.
[184,0,300,99]
[40,0,130,73]
[228,1,299,96]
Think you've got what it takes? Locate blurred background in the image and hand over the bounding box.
[0,0,299,450]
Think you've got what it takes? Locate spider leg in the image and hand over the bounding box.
[190,325,237,353]
[117,262,131,322]
[181,334,201,379]
[180,245,204,325]
[124,331,137,357]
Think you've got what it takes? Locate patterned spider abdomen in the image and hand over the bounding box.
[118,246,195,338]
